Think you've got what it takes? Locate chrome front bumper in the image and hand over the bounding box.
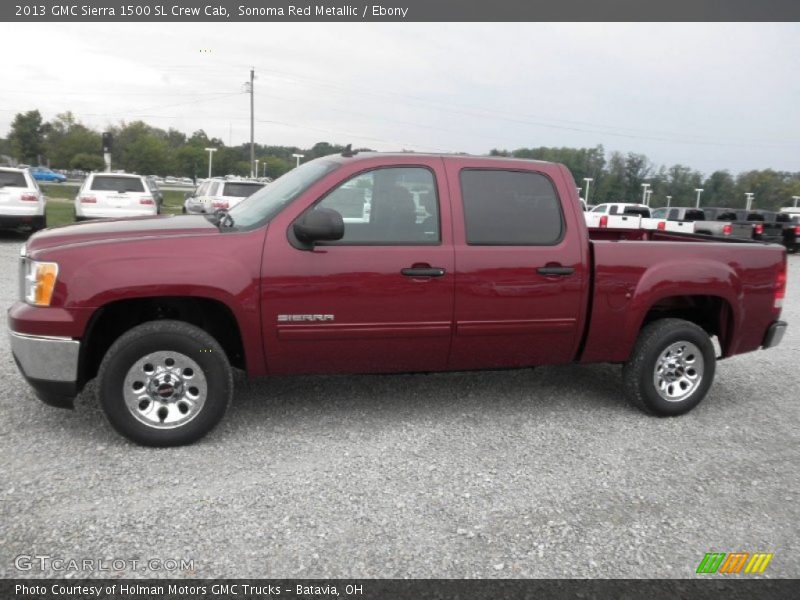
[9,331,80,407]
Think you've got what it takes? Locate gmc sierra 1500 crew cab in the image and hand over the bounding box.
[8,153,788,446]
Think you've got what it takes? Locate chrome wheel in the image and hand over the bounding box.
[123,351,207,429]
[653,341,704,402]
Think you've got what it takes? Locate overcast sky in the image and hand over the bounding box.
[1,22,798,175]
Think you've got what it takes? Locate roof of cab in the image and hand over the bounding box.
[325,151,558,168]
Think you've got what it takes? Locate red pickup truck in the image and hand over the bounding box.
[9,153,788,446]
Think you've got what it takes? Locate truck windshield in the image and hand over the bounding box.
[228,159,340,228]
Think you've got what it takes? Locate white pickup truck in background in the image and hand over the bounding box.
[584,202,696,234]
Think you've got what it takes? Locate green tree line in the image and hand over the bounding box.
[2,110,798,210]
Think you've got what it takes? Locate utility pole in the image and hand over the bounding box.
[249,67,255,178]
[745,192,754,211]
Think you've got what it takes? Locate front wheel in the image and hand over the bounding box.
[97,320,233,446]
[623,318,716,416]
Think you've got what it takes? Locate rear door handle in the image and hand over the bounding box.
[537,266,575,276]
[401,267,446,277]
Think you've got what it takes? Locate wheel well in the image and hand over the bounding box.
[641,295,733,354]
[80,297,246,386]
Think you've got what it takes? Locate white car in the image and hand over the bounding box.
[74,173,158,220]
[0,167,46,232]
[183,178,266,214]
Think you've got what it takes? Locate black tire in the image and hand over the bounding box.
[622,318,716,417]
[97,320,233,446]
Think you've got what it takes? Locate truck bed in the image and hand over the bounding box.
[580,231,785,364]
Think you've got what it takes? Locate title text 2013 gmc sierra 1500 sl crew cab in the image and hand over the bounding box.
[8,152,788,446]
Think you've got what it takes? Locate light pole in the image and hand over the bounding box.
[204,147,217,179]
[694,188,704,208]
[576,186,582,197]
[644,189,653,206]
[745,192,754,211]
[263,162,268,178]
[792,195,800,208]
[292,153,304,168]
[641,183,650,204]
[666,195,672,207]
[583,178,593,205]
[254,159,259,179]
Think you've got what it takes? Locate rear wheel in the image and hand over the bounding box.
[623,318,716,416]
[97,320,233,446]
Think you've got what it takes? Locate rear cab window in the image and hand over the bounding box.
[459,169,564,245]
[90,176,145,192]
[222,182,264,198]
[0,171,29,188]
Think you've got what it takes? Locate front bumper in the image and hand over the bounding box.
[762,320,787,349]
[9,331,80,408]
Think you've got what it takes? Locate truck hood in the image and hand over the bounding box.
[26,215,219,254]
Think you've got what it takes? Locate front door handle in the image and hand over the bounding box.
[401,267,446,277]
[537,266,575,276]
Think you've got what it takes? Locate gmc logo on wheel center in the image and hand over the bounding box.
[277,314,335,322]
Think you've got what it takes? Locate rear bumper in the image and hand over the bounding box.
[9,331,80,408]
[0,214,45,228]
[762,320,787,349]
[76,206,157,219]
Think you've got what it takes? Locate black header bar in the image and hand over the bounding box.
[4,0,800,22]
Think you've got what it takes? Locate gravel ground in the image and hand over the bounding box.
[0,232,798,579]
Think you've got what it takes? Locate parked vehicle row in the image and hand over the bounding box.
[584,201,799,252]
[8,152,788,446]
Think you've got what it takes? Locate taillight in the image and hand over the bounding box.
[657,221,666,230]
[139,197,155,205]
[80,196,97,203]
[212,201,229,209]
[754,223,764,235]
[20,193,39,202]
[794,225,800,235]
[774,261,787,309]
[599,215,608,228]
[722,224,732,236]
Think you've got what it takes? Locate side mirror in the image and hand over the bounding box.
[293,207,344,245]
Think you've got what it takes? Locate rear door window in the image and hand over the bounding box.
[91,176,145,192]
[0,171,28,188]
[460,169,564,245]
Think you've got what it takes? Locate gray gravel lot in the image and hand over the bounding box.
[0,232,798,579]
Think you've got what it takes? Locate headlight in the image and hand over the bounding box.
[24,259,59,306]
